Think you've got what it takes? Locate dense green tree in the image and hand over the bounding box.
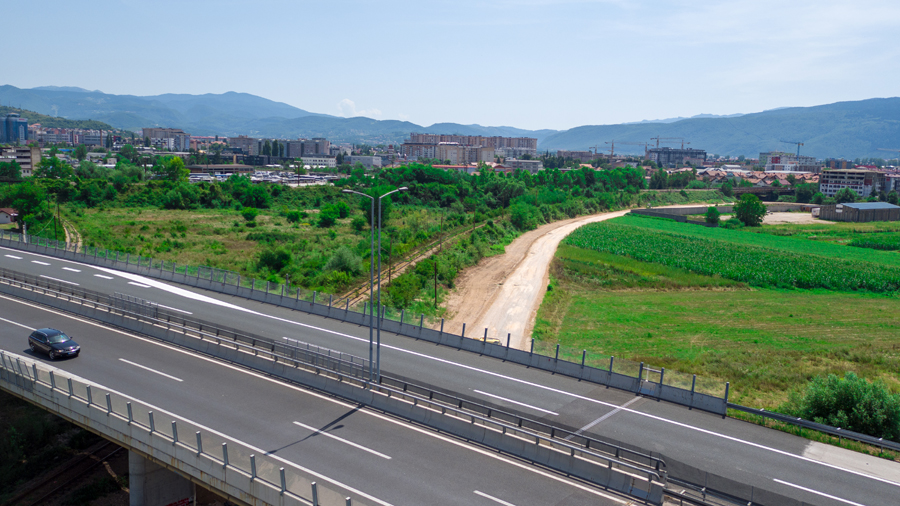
[74,144,88,161]
[324,246,363,275]
[887,191,899,205]
[262,140,272,156]
[34,157,74,179]
[704,206,720,225]
[0,161,21,181]
[649,169,668,189]
[720,181,733,197]
[734,194,766,227]
[158,156,189,183]
[834,187,859,204]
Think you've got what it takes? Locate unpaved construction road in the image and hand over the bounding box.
[442,209,630,349]
[443,205,727,350]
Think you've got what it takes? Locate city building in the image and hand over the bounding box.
[1,146,41,177]
[302,138,330,156]
[228,135,259,155]
[759,151,822,173]
[433,143,495,165]
[495,146,539,159]
[555,150,597,163]
[1,114,30,145]
[0,208,17,225]
[401,133,535,160]
[301,156,336,168]
[646,147,707,167]
[142,128,191,151]
[80,130,108,147]
[348,155,382,169]
[503,158,544,173]
[819,169,885,198]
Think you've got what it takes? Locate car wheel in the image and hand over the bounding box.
[29,342,35,352]
[47,351,55,361]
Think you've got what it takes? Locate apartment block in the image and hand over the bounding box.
[402,133,534,161]
[228,135,259,155]
[1,146,41,177]
[819,169,885,198]
[348,155,382,169]
[143,128,191,151]
[759,151,822,173]
[647,147,707,167]
[503,158,544,173]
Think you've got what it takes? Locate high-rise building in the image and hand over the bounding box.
[759,151,822,173]
[647,147,707,167]
[1,114,30,145]
[228,135,259,155]
[402,133,535,160]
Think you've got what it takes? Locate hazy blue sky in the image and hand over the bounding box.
[8,0,899,130]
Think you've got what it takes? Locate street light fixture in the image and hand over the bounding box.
[341,189,376,381]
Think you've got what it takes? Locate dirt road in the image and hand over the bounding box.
[442,209,630,349]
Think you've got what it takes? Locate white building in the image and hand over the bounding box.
[301,156,336,168]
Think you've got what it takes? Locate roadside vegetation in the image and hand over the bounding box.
[535,216,900,443]
[0,152,728,315]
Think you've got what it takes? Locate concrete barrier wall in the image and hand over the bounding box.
[0,234,728,416]
[0,282,664,505]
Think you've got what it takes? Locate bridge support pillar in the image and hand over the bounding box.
[129,450,194,506]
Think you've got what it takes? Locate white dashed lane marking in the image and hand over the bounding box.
[31,260,50,265]
[62,267,81,272]
[5,254,22,259]
[94,274,114,279]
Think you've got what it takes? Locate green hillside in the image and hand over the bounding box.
[0,106,125,133]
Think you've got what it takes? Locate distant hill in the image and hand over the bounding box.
[539,98,900,159]
[2,85,897,158]
[0,106,122,132]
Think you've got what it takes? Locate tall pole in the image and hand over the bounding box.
[342,189,376,382]
[376,196,383,383]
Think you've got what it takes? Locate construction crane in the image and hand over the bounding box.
[588,145,601,157]
[650,136,690,149]
[605,140,649,158]
[780,140,804,157]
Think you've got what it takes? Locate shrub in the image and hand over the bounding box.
[780,372,900,441]
[285,210,302,223]
[351,215,367,232]
[317,210,337,228]
[324,246,362,275]
[241,207,258,222]
[721,217,744,229]
[704,206,720,225]
[257,247,292,272]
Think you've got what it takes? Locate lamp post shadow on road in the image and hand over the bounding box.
[342,186,407,383]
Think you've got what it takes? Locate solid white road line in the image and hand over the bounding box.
[473,389,559,416]
[157,304,192,315]
[0,316,34,330]
[31,260,50,265]
[4,254,22,259]
[774,479,867,506]
[94,274,114,279]
[39,275,79,285]
[62,267,81,272]
[0,297,629,505]
[293,421,391,460]
[118,358,183,382]
[474,490,517,506]
[128,282,151,288]
[566,397,643,439]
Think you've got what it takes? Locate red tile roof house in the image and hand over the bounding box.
[0,208,18,225]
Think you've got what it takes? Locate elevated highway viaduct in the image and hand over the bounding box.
[1,245,899,505]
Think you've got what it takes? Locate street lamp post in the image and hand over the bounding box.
[375,187,407,382]
[341,189,375,381]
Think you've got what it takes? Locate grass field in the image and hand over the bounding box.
[534,244,900,408]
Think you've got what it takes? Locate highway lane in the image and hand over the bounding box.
[3,247,900,504]
[0,295,628,506]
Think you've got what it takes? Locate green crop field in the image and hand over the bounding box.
[563,216,900,292]
[534,244,900,408]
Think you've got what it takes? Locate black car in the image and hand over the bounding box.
[28,328,80,360]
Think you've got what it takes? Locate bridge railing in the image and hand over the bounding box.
[0,273,668,502]
[0,350,374,506]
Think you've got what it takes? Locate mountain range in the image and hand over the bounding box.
[1,85,897,159]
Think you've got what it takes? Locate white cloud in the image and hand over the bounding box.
[337,99,382,118]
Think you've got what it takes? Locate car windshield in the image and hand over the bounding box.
[47,333,70,344]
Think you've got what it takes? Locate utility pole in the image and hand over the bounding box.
[434,260,438,308]
[388,234,393,287]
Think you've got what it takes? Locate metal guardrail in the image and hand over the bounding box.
[728,403,900,454]
[0,350,368,506]
[0,271,668,489]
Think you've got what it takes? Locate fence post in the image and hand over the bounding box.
[149,411,155,433]
[329,294,333,308]
[507,333,511,348]
[461,323,466,338]
[127,402,133,424]
[658,368,665,402]
[250,455,257,480]
[50,370,56,390]
[400,309,404,325]
[581,350,586,368]
[689,374,696,410]
[196,432,203,455]
[106,393,112,414]
[312,291,317,305]
[419,314,424,332]
[638,362,645,388]
[280,468,286,494]
[222,443,229,468]
[530,338,534,355]
[555,344,560,362]
[67,378,73,397]
[172,421,178,445]
[86,385,92,405]
[311,482,319,506]
[723,382,730,419]
[440,318,444,337]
